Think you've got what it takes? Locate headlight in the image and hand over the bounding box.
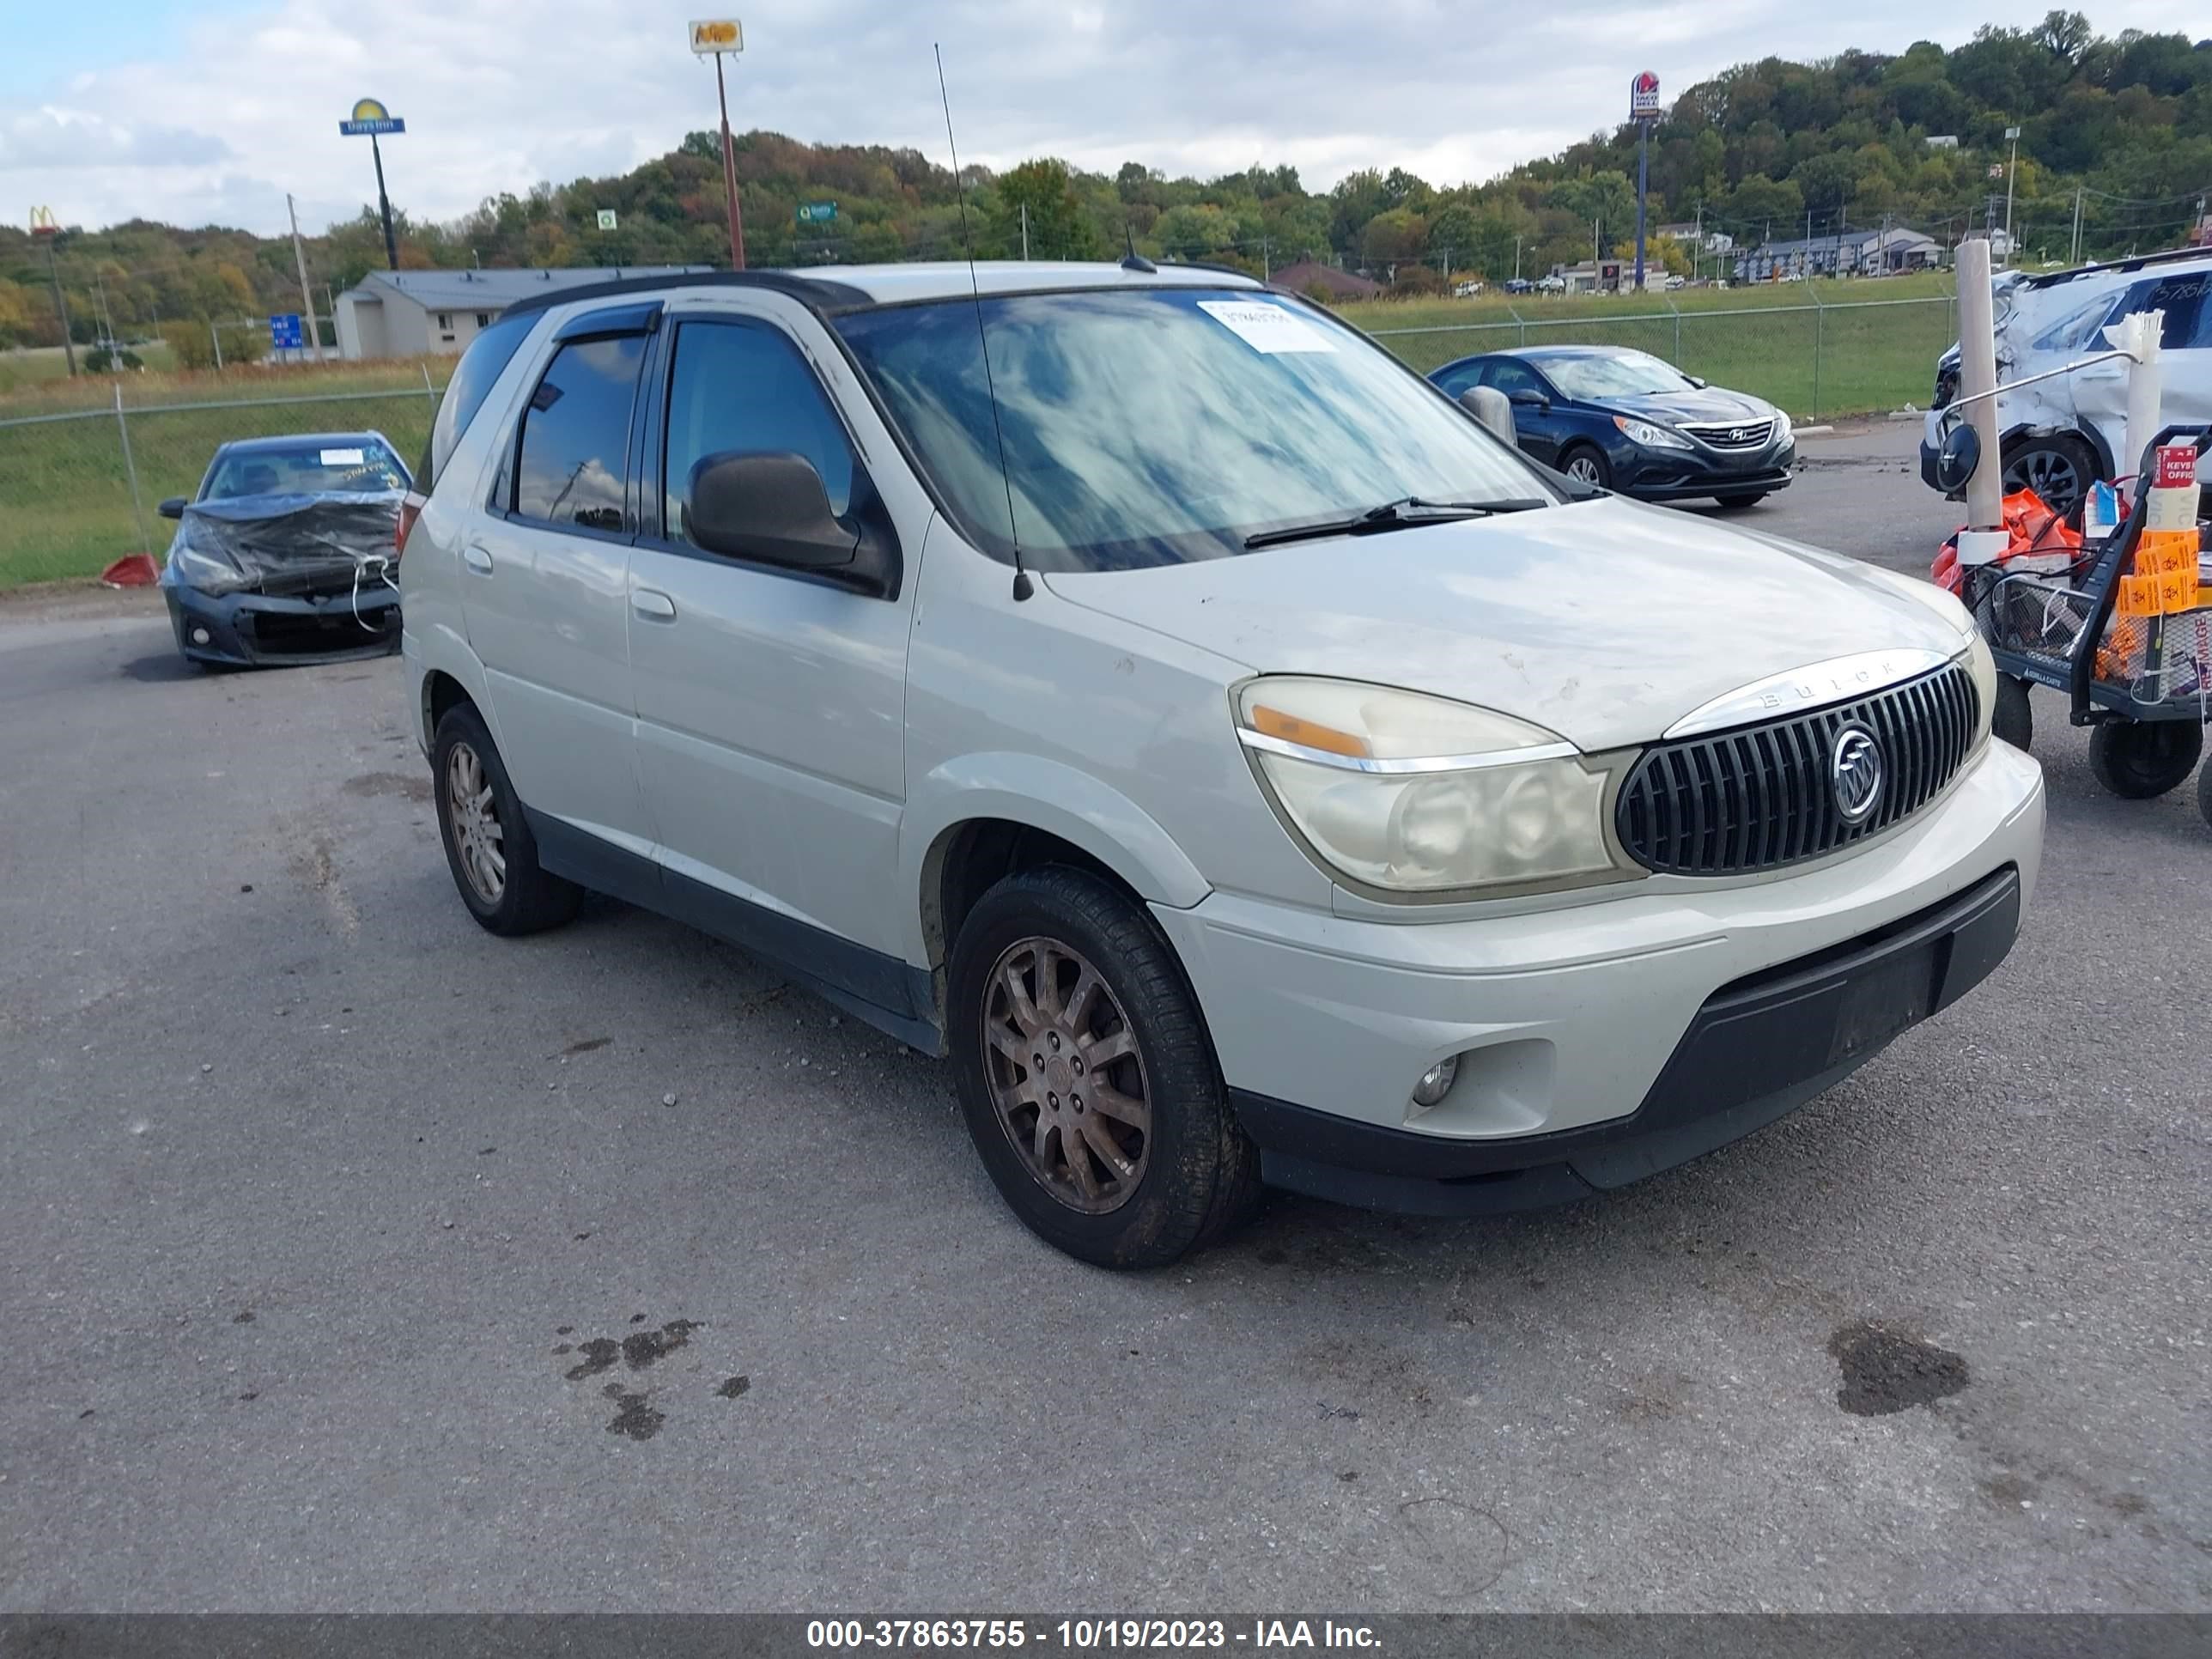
[1966,630,1996,752]
[1772,407,1793,441]
[167,543,247,595]
[1613,415,1692,450]
[1233,678,1638,896]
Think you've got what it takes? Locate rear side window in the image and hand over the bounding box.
[660,319,855,544]
[2111,274,2212,350]
[419,309,538,489]
[512,334,647,533]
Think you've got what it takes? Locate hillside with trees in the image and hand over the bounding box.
[5,10,2211,351]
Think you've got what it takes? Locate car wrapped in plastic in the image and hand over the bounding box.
[157,432,410,667]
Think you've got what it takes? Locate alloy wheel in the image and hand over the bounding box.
[980,936,1150,1214]
[1565,454,1604,483]
[446,741,507,905]
[2003,447,2084,515]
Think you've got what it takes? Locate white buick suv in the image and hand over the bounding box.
[400,262,2045,1267]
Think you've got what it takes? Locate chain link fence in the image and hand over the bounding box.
[3,294,1960,588]
[1366,294,1958,424]
[0,380,441,587]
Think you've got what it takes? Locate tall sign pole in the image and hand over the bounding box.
[1630,71,1661,291]
[338,99,406,270]
[287,194,321,359]
[30,207,76,377]
[690,20,748,270]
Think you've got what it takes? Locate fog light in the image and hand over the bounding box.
[190,626,211,647]
[1410,1055,1459,1109]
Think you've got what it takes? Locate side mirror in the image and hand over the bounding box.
[158,496,187,520]
[1458,386,1518,446]
[683,450,897,593]
[1508,387,1549,411]
[1934,423,1981,494]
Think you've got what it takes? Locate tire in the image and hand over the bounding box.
[1559,445,1612,489]
[1992,675,2033,753]
[2087,720,2203,800]
[2199,756,2212,830]
[431,702,583,935]
[2002,434,2096,520]
[1712,492,1768,510]
[946,866,1261,1269]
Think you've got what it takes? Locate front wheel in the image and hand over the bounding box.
[946,866,1260,1268]
[1559,445,1612,489]
[2199,755,2212,830]
[2087,720,2203,799]
[1991,676,2033,753]
[2002,434,2095,520]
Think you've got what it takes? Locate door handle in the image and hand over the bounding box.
[462,544,494,576]
[631,588,678,622]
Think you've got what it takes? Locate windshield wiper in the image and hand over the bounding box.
[1242,495,1548,551]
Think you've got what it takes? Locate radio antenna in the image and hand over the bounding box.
[936,44,1030,601]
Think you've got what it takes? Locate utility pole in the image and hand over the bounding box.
[42,239,77,377]
[1261,238,1270,281]
[2069,185,2082,265]
[1020,202,1029,260]
[287,193,320,361]
[2002,125,2021,264]
[1513,234,1522,281]
[91,267,117,356]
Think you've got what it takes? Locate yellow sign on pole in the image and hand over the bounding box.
[690,17,743,52]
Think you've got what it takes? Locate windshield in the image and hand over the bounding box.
[204,441,408,500]
[1536,350,1695,400]
[834,288,1551,572]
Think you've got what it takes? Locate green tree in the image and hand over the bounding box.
[986,159,1101,260]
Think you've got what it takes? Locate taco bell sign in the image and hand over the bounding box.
[1630,70,1662,120]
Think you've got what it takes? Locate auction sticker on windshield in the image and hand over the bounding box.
[1195,300,1338,354]
[320,448,366,465]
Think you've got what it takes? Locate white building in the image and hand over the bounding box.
[1734,227,1942,281]
[334,266,714,359]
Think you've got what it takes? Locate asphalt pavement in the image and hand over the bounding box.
[3,422,2207,1613]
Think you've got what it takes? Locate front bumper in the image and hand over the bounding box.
[1153,738,2045,1215]
[1620,438,1796,501]
[164,582,401,667]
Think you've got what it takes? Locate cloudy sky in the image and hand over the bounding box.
[0,1,2190,238]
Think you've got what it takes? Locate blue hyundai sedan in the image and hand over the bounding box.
[1430,344,1796,508]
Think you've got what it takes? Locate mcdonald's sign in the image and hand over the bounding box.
[29,205,59,240]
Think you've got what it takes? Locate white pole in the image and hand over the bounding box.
[2115,309,2163,483]
[1955,237,2004,538]
[289,192,320,362]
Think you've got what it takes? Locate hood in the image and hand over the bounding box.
[161,491,403,597]
[1042,496,1967,752]
[1597,386,1771,428]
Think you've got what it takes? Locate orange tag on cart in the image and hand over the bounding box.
[2117,574,2159,617]
[2159,568,2198,613]
[2136,532,2197,577]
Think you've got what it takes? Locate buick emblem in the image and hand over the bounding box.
[1831,725,1884,823]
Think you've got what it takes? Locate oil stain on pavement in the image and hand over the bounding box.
[558,1319,732,1442]
[1828,1321,1970,1415]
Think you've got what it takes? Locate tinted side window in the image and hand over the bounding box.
[1483,360,1544,398]
[1432,362,1483,398]
[513,335,647,533]
[421,308,538,489]
[2113,275,2212,350]
[662,320,854,544]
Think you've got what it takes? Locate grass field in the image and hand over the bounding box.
[0,273,1961,588]
[1341,271,1957,423]
[0,379,443,587]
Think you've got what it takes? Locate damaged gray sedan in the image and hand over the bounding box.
[157,432,411,667]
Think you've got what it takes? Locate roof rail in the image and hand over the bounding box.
[2024,243,2211,289]
[499,268,876,319]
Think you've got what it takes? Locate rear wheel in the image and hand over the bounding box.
[432,703,583,935]
[947,866,1260,1268]
[2087,720,2203,799]
[1559,445,1612,489]
[1991,676,2033,753]
[2002,434,2095,520]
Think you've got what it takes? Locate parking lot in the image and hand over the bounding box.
[3,420,2207,1613]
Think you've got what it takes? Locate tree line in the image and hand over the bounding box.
[5,11,2211,351]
